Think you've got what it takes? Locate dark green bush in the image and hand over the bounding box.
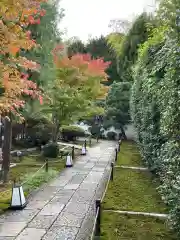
[107,131,117,140]
[60,125,85,142]
[89,125,101,138]
[42,143,59,158]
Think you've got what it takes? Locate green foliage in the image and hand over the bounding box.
[60,125,85,141]
[43,143,59,158]
[67,35,120,84]
[108,13,153,82]
[89,125,100,138]
[22,169,58,192]
[106,131,117,140]
[25,0,64,88]
[67,37,87,56]
[101,213,176,240]
[130,0,180,235]
[105,81,131,136]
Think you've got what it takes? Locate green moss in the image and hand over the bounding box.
[103,168,167,213]
[101,141,175,239]
[117,141,143,167]
[101,212,177,240]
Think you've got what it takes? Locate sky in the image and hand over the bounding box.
[60,0,156,42]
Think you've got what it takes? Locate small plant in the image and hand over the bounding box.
[42,143,59,158]
[22,169,58,193]
[107,131,117,140]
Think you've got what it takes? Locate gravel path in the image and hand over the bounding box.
[0,141,115,240]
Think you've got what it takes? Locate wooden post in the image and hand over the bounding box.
[45,159,48,172]
[72,146,75,160]
[111,162,114,181]
[89,137,92,147]
[84,140,87,150]
[95,199,101,237]
[115,148,118,162]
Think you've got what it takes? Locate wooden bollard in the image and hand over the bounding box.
[84,140,87,150]
[111,162,114,181]
[72,146,75,160]
[115,148,118,162]
[95,199,101,237]
[45,159,48,172]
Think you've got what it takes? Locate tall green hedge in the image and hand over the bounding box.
[130,1,180,235]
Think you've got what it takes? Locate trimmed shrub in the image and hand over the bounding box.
[89,125,100,138]
[107,131,117,140]
[60,125,85,142]
[130,7,180,236]
[42,143,59,158]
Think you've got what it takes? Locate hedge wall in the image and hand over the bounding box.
[130,2,180,235]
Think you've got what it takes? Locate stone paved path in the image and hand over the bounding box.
[0,141,115,240]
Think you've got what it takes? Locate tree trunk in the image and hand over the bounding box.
[52,121,60,143]
[1,116,12,183]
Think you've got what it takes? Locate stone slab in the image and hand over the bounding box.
[42,226,79,240]
[15,228,46,240]
[28,215,57,229]
[64,184,80,190]
[25,200,48,210]
[50,195,72,205]
[39,203,65,216]
[63,202,90,218]
[68,174,86,184]
[0,210,38,223]
[0,222,27,237]
[70,190,95,204]
[54,211,84,227]
[49,180,69,187]
[92,167,105,172]
[0,237,15,240]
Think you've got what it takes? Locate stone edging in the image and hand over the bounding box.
[104,209,168,219]
[115,165,148,171]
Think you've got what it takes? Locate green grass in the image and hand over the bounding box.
[117,141,143,167]
[103,168,167,213]
[101,212,177,240]
[101,141,176,239]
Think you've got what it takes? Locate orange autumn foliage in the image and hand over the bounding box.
[0,0,46,117]
[52,46,111,100]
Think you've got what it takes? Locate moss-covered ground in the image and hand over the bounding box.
[101,141,177,240]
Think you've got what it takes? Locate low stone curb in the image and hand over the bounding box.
[104,209,168,219]
[115,165,148,171]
